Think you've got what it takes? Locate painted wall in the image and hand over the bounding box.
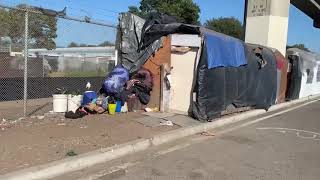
[299,63,320,98]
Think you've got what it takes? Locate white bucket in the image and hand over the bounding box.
[53,94,68,113]
[67,95,83,113]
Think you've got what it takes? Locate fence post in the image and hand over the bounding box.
[114,49,118,66]
[23,10,29,117]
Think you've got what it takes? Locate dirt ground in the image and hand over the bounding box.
[0,98,53,121]
[0,112,179,174]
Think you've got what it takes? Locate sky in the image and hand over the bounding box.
[2,0,320,52]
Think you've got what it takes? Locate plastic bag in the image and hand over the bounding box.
[103,65,129,94]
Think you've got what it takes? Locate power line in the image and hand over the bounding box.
[0,3,118,28]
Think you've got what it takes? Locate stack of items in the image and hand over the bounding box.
[102,65,153,112]
[65,65,154,119]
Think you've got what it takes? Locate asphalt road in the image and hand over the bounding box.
[56,100,320,180]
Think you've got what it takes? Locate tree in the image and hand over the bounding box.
[128,0,200,25]
[68,42,79,47]
[98,41,114,46]
[204,17,244,40]
[0,5,57,50]
[286,44,310,52]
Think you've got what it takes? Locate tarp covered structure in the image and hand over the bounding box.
[192,42,277,121]
[286,48,320,100]
[118,13,280,121]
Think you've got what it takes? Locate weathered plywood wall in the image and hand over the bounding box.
[143,36,171,109]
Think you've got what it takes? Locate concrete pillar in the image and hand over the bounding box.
[245,0,290,55]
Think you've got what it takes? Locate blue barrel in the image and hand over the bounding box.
[82,91,97,106]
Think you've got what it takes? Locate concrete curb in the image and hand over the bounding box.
[1,95,320,180]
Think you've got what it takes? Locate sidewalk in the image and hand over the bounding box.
[0,112,178,174]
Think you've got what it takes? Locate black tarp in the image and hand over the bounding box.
[191,43,277,121]
[117,13,162,73]
[138,13,200,51]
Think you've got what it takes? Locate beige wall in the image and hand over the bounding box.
[245,0,290,55]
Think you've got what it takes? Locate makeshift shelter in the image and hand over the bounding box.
[286,48,320,100]
[116,13,279,121]
[191,42,277,121]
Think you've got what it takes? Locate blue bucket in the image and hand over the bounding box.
[82,91,97,106]
[116,101,122,113]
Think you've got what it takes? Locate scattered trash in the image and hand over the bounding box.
[10,120,17,124]
[80,125,88,129]
[65,150,78,157]
[68,94,83,113]
[199,132,215,137]
[18,117,25,121]
[160,120,174,126]
[145,107,159,112]
[145,108,152,112]
[37,116,45,120]
[65,108,87,119]
[0,119,13,130]
[57,123,66,126]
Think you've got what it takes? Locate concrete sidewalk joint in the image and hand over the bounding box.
[1,95,319,180]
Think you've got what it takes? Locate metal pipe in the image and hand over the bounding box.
[23,10,29,117]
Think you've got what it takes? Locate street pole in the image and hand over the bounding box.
[23,10,29,117]
[243,0,249,41]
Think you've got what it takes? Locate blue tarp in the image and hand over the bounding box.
[204,32,247,69]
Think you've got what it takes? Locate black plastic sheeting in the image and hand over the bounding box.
[117,13,162,73]
[191,43,277,121]
[139,13,200,50]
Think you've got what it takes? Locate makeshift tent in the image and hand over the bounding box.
[286,48,320,99]
[272,49,288,103]
[117,13,279,121]
[191,43,277,121]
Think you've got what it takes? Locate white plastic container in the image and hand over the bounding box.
[67,95,83,113]
[52,94,68,113]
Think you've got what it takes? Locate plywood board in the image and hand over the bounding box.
[143,37,171,109]
[169,50,198,112]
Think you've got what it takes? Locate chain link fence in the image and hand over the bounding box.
[0,5,117,120]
